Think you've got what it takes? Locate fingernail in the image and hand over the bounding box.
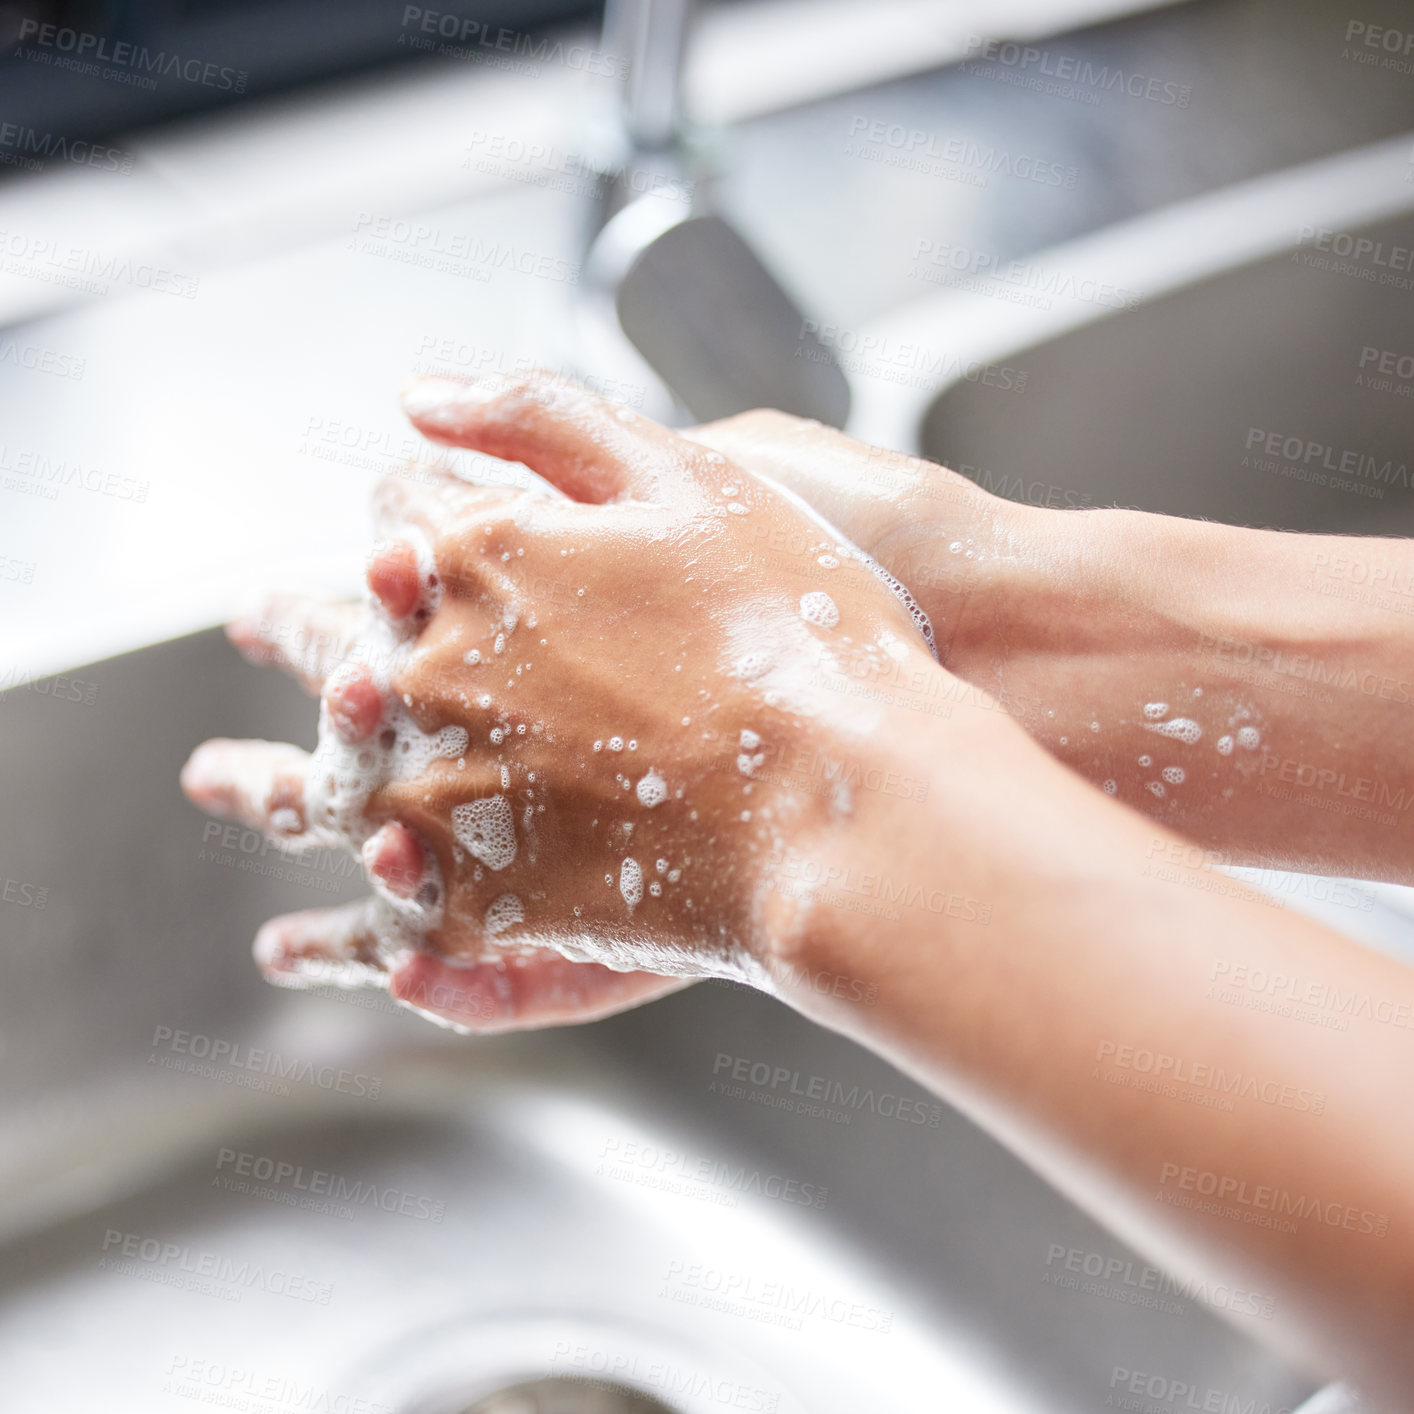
[366,541,422,620]
[324,669,384,744]
[363,822,424,898]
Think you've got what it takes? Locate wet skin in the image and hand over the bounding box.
[690,411,1414,883]
[181,372,1414,1401]
[183,375,941,1029]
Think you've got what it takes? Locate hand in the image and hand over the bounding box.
[182,374,941,1032]
[687,411,1414,881]
[683,409,1003,667]
[177,382,1414,1397]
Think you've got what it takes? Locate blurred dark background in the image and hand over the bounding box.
[0,0,594,143]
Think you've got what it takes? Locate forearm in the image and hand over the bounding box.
[928,503,1414,880]
[763,701,1414,1402]
[691,414,1414,880]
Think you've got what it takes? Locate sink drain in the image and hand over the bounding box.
[343,1312,801,1414]
[460,1377,677,1413]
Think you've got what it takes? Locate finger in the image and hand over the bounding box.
[400,370,679,505]
[389,947,691,1033]
[361,821,425,898]
[366,540,427,622]
[364,533,499,628]
[253,898,389,990]
[226,595,363,693]
[181,738,331,846]
[323,665,386,743]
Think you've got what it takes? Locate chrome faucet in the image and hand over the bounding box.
[574,0,849,427]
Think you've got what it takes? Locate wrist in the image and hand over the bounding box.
[898,498,1235,693]
[751,691,1016,1020]
[872,475,1064,673]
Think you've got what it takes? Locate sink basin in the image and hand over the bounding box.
[847,133,1414,537]
[2,23,1409,1406]
[0,628,1335,1410]
[918,214,1414,536]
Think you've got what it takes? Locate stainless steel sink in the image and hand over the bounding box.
[3,12,1411,1408]
[848,134,1414,538]
[0,628,1330,1412]
[918,208,1414,536]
